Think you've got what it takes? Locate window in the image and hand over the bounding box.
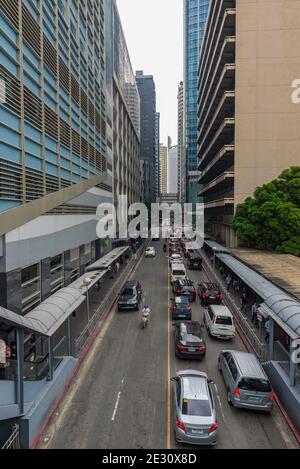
[238,378,271,393]
[228,357,238,381]
[21,263,41,313]
[50,254,64,293]
[182,399,211,417]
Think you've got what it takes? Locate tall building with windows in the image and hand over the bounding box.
[155,112,160,200]
[168,145,178,194]
[177,81,185,203]
[159,144,168,194]
[197,0,300,246]
[0,0,139,315]
[183,0,210,206]
[135,71,157,204]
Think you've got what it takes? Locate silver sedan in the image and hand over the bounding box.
[171,370,219,446]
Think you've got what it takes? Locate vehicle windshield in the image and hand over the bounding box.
[185,335,203,345]
[238,378,271,393]
[215,316,232,325]
[173,270,185,276]
[206,290,219,296]
[176,297,189,304]
[182,399,211,417]
[121,288,134,296]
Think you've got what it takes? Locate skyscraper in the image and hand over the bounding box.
[168,145,178,194]
[155,112,160,200]
[135,71,157,204]
[177,81,185,203]
[183,0,210,205]
[160,145,168,194]
[197,0,300,246]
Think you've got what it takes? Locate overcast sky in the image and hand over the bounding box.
[116,0,183,146]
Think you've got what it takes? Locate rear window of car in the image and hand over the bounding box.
[206,290,219,296]
[173,270,185,276]
[182,399,212,417]
[176,297,189,304]
[238,378,271,393]
[121,288,134,296]
[215,316,232,325]
[185,335,204,345]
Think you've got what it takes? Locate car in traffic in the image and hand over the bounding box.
[198,282,222,305]
[187,254,203,271]
[169,253,183,264]
[145,247,156,258]
[117,280,142,311]
[218,350,274,412]
[170,263,187,284]
[174,321,206,359]
[204,305,235,340]
[170,296,192,320]
[173,279,196,302]
[171,370,218,446]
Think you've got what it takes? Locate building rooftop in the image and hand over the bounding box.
[232,249,300,301]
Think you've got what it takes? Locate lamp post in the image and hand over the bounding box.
[83,277,92,323]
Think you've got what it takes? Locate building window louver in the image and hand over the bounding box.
[0,0,19,31]
[0,158,22,202]
[0,65,21,116]
[23,87,42,130]
[25,168,44,201]
[21,4,41,57]
[43,35,58,79]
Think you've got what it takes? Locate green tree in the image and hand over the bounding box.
[232,166,300,255]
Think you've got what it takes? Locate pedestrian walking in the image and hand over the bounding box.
[225,274,232,292]
[251,302,258,325]
[265,319,271,343]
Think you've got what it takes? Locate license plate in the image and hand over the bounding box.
[178,315,185,318]
[189,348,196,352]
[248,396,261,402]
[191,429,204,434]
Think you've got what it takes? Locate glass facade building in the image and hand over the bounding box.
[183,0,210,203]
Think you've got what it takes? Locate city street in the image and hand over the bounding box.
[39,242,297,450]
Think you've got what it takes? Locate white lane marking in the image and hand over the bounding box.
[214,383,226,424]
[111,379,125,422]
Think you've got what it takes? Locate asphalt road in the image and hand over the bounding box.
[41,241,297,449]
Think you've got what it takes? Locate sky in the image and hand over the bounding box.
[116,0,183,146]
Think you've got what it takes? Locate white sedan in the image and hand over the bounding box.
[145,247,156,258]
[169,254,183,265]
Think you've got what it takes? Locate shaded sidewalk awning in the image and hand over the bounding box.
[0,287,85,337]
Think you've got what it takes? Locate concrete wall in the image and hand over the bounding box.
[235,0,300,207]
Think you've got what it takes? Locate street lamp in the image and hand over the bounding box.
[83,277,92,323]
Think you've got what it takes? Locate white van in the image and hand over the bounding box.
[204,305,235,340]
[170,263,186,285]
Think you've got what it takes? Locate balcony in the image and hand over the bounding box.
[199,171,234,197]
[198,91,235,154]
[198,144,234,183]
[204,197,234,210]
[198,118,235,171]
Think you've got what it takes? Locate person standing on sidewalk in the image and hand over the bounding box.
[225,274,232,292]
[251,302,258,325]
[240,292,248,313]
[265,319,271,343]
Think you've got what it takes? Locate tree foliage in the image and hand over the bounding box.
[232,166,300,256]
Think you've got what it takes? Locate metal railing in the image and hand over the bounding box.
[1,424,20,449]
[201,251,267,361]
[75,244,146,357]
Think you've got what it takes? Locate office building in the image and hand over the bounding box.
[155,112,160,200]
[168,145,178,194]
[105,0,141,212]
[197,0,300,246]
[0,0,112,315]
[183,0,210,205]
[160,145,168,194]
[177,81,185,203]
[135,71,157,204]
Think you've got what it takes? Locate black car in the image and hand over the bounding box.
[198,282,222,306]
[174,321,206,359]
[173,279,196,302]
[187,254,203,270]
[117,280,142,311]
[170,296,192,320]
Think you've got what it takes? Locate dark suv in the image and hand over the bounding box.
[173,279,196,302]
[117,280,142,311]
[187,254,203,270]
[174,321,206,359]
[198,282,222,306]
[170,296,192,320]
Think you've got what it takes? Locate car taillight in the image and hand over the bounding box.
[197,345,206,352]
[209,421,218,434]
[234,388,240,398]
[173,306,176,311]
[176,416,186,433]
[177,344,187,351]
[177,289,183,294]
[203,293,209,297]
[217,294,222,299]
[269,391,275,401]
